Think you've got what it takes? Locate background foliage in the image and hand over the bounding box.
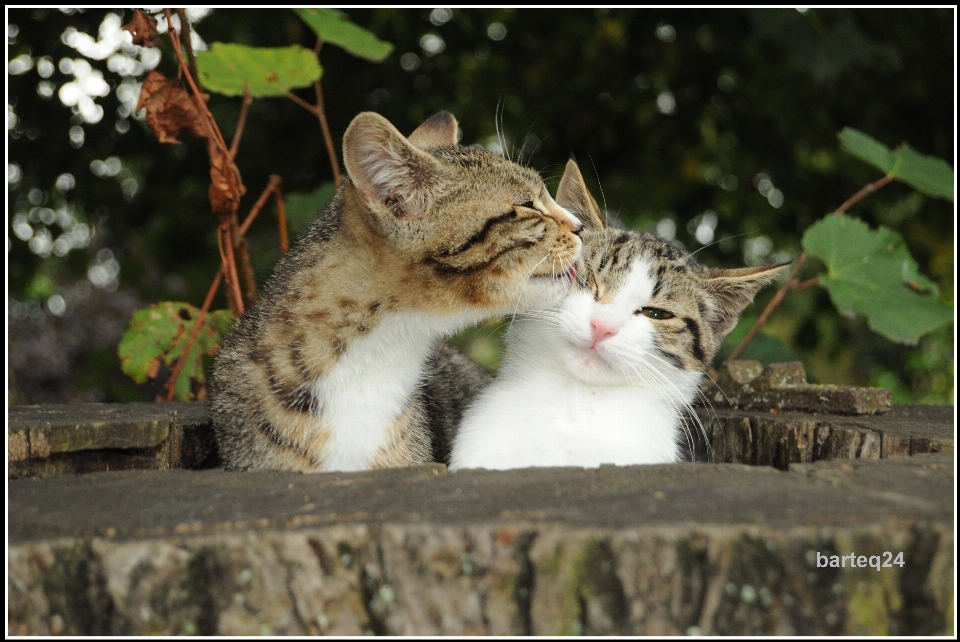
[8,8,955,404]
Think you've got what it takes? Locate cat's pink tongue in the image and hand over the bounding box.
[568,266,577,283]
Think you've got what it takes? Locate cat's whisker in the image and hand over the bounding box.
[539,163,564,182]
[524,132,548,167]
[516,313,563,326]
[509,253,554,320]
[687,233,749,259]
[699,368,733,407]
[586,154,609,227]
[464,316,505,342]
[689,381,724,462]
[632,360,710,461]
[483,317,517,336]
[494,97,510,162]
[689,390,719,463]
[618,348,716,464]
[518,118,538,166]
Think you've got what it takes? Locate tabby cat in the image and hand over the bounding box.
[211,111,583,472]
[449,160,786,470]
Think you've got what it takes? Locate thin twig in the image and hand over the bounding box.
[792,277,819,290]
[230,217,258,307]
[218,224,245,316]
[239,175,282,237]
[310,38,340,186]
[165,267,223,401]
[174,8,199,83]
[286,90,319,116]
[314,78,342,187]
[229,84,253,161]
[165,9,230,156]
[274,180,289,253]
[167,10,255,311]
[834,174,894,215]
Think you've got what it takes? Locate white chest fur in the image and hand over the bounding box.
[449,366,700,470]
[313,309,483,472]
[449,257,703,471]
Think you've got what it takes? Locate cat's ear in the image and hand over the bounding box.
[556,159,605,230]
[408,111,458,149]
[704,263,790,338]
[343,112,445,218]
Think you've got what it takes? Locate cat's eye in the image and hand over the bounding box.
[517,200,535,209]
[635,307,674,320]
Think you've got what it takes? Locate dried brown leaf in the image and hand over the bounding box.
[123,9,162,48]
[136,70,210,145]
[208,139,246,215]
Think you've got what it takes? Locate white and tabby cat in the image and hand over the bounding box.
[449,160,786,470]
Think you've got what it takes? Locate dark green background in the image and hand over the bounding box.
[7,8,955,404]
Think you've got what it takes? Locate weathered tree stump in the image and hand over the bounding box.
[7,382,955,635]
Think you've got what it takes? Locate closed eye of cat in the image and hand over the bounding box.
[635,307,674,320]
[516,200,535,209]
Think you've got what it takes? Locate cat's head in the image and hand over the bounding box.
[341,111,583,314]
[530,159,786,388]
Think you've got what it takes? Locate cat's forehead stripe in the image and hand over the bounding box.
[579,230,720,319]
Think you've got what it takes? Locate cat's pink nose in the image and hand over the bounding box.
[590,319,617,348]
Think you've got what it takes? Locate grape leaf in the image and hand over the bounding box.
[802,214,953,345]
[891,144,955,201]
[838,128,954,201]
[118,302,234,400]
[195,43,321,97]
[296,8,394,62]
[285,182,336,237]
[838,128,896,173]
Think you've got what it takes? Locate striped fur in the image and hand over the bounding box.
[211,112,583,472]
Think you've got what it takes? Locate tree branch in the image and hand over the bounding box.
[164,9,230,156]
[239,174,282,237]
[834,174,894,215]
[231,218,258,307]
[724,172,895,363]
[792,276,819,290]
[174,8,199,83]
[229,84,253,162]
[164,267,223,401]
[314,77,342,187]
[217,223,245,316]
[273,180,289,253]
[286,90,319,116]
[166,10,256,310]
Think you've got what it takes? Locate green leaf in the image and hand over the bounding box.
[802,214,953,345]
[891,144,955,201]
[838,127,954,201]
[285,182,336,237]
[118,302,234,400]
[838,128,896,173]
[295,8,393,62]
[195,43,321,97]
